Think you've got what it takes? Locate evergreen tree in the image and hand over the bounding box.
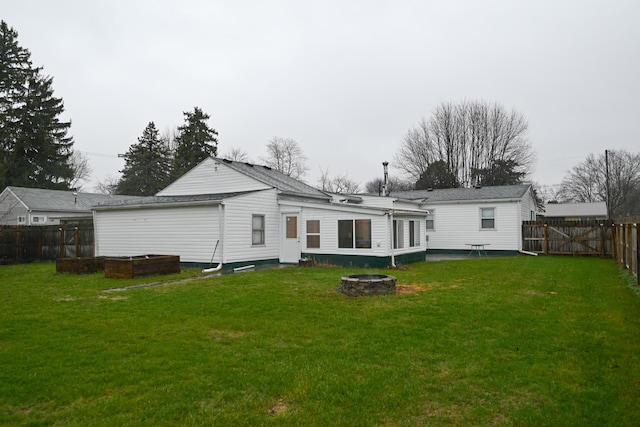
[171,107,218,179]
[472,159,526,187]
[117,122,171,196]
[0,21,75,189]
[415,160,459,189]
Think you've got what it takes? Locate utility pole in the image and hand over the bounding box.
[605,149,611,219]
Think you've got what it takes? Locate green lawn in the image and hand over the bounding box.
[1,256,640,426]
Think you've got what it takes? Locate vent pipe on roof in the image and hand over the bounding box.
[382,161,389,197]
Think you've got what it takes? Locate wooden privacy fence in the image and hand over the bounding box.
[522,220,613,257]
[0,225,94,264]
[613,218,639,285]
[522,219,639,285]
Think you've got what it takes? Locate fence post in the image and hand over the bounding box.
[633,223,640,285]
[15,227,21,263]
[75,227,80,258]
[59,227,65,259]
[543,224,548,255]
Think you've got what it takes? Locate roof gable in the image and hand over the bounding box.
[218,158,328,198]
[158,157,329,200]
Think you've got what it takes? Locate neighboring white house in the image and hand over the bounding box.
[390,185,538,254]
[0,186,140,226]
[92,158,429,269]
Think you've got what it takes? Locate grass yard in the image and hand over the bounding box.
[1,256,640,426]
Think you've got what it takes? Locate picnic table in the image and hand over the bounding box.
[466,243,490,256]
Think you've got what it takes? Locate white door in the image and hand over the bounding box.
[280,214,301,263]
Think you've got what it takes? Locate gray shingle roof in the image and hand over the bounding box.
[389,184,532,203]
[217,158,329,199]
[543,202,607,217]
[93,191,256,208]
[5,186,143,212]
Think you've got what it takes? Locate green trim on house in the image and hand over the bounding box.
[302,251,426,268]
[181,258,281,271]
[426,249,519,257]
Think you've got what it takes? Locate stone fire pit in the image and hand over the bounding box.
[340,274,397,297]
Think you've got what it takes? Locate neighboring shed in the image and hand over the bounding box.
[0,186,141,226]
[390,184,538,254]
[93,158,430,269]
[540,202,608,221]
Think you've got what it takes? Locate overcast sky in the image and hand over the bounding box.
[4,0,639,192]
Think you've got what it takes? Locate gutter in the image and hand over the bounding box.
[92,199,223,211]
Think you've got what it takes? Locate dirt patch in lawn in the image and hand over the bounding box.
[396,284,427,294]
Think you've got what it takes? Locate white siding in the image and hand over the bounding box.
[425,201,522,251]
[158,158,270,196]
[221,189,281,263]
[296,205,427,257]
[299,206,388,257]
[520,188,537,221]
[95,204,221,263]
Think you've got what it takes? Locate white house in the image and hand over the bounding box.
[391,185,538,254]
[92,158,429,269]
[541,202,607,221]
[0,186,140,226]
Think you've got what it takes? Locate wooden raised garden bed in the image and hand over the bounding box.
[56,257,106,274]
[104,255,180,279]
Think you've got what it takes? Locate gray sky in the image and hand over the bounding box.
[4,0,639,191]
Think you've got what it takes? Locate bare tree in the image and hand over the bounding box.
[221,147,251,162]
[393,118,437,181]
[69,151,92,190]
[558,149,640,218]
[93,175,120,195]
[161,126,180,153]
[535,183,563,204]
[317,167,360,193]
[395,100,535,187]
[364,177,414,195]
[260,137,309,179]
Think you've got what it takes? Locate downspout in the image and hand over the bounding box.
[388,210,396,268]
[202,202,225,273]
[92,209,98,256]
[219,202,225,265]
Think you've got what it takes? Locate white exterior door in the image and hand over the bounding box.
[280,213,301,263]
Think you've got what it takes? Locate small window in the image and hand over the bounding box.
[17,216,26,224]
[393,220,404,249]
[481,208,495,229]
[252,215,265,245]
[32,216,45,223]
[426,210,435,230]
[409,220,420,247]
[286,216,297,239]
[306,220,320,248]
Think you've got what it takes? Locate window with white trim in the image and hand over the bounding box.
[338,219,371,249]
[481,208,495,230]
[409,220,420,247]
[306,220,320,248]
[252,214,265,245]
[393,220,404,249]
[426,210,435,231]
[17,216,26,224]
